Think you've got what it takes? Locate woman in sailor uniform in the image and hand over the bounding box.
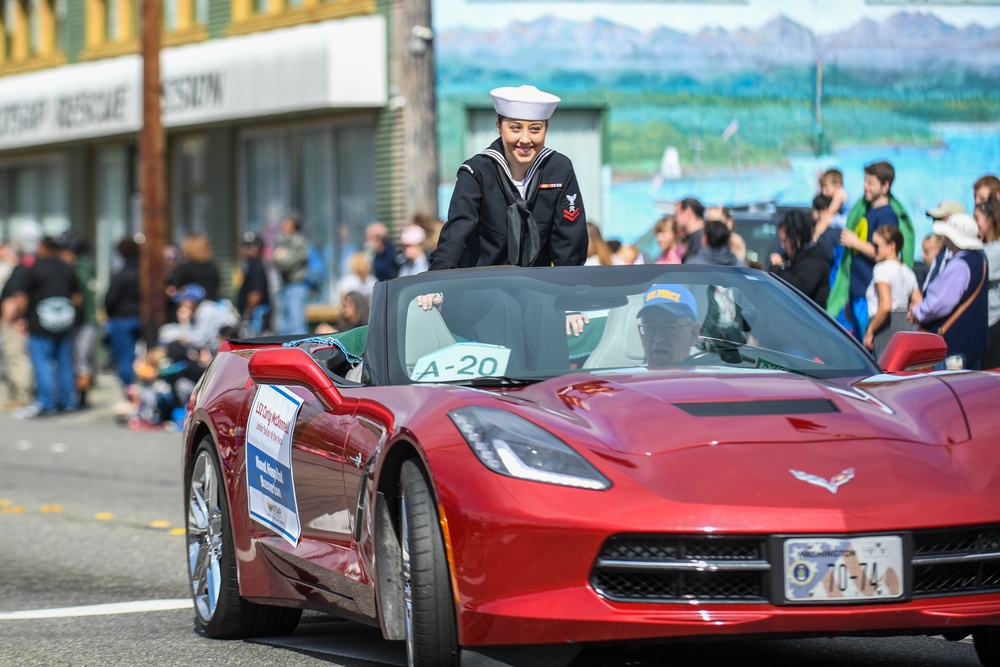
[429,85,588,270]
[418,85,590,372]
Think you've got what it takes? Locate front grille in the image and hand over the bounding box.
[592,535,769,602]
[912,525,1000,597]
[592,525,1000,604]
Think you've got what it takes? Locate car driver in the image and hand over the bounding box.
[637,283,702,367]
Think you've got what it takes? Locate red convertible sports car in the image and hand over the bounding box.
[182,264,1000,667]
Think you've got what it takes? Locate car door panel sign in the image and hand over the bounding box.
[246,385,303,546]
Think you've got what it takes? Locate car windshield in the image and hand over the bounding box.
[382,265,878,385]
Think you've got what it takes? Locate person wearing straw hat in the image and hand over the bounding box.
[920,199,964,291]
[908,213,989,369]
[429,84,588,272]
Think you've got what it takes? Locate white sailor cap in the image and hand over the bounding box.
[490,85,560,121]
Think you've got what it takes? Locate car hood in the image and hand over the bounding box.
[502,368,971,454]
[479,369,995,514]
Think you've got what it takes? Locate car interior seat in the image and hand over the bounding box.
[404,299,455,374]
[582,294,646,369]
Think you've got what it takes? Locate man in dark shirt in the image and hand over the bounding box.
[829,161,914,341]
[12,236,82,417]
[105,237,142,393]
[675,197,706,263]
[365,222,399,282]
[236,232,271,337]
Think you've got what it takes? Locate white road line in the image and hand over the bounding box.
[0,599,192,620]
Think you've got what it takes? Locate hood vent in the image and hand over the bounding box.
[673,399,839,417]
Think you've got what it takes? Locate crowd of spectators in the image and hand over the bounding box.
[1,165,996,428]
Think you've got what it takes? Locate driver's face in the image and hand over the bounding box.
[639,309,700,367]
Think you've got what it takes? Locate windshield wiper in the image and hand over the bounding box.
[698,336,820,378]
[461,375,541,387]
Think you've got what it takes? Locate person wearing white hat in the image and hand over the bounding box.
[396,224,429,278]
[908,212,989,369]
[428,84,587,271]
[417,85,588,369]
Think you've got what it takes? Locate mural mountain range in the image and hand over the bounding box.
[437,12,1000,77]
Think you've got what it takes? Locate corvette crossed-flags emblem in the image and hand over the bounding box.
[789,468,856,494]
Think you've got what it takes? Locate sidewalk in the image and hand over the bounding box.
[0,370,132,427]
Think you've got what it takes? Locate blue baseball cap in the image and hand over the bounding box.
[637,283,698,320]
[173,283,207,304]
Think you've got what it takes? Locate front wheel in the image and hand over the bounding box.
[975,627,1000,666]
[186,439,301,638]
[399,459,459,666]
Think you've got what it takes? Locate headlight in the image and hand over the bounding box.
[448,407,611,490]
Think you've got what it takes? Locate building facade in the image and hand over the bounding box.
[0,0,400,306]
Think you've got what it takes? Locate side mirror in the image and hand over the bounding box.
[248,347,344,410]
[878,331,948,373]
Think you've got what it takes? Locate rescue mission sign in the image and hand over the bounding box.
[0,15,387,151]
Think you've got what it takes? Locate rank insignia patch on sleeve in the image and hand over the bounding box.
[563,193,581,221]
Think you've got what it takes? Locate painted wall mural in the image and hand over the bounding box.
[433,0,1000,248]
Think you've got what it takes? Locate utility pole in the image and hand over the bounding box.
[139,0,166,345]
[398,0,439,220]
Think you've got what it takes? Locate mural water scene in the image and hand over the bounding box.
[434,0,1000,256]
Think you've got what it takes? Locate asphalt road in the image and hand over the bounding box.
[0,374,987,666]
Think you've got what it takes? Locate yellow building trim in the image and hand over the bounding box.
[80,38,141,61]
[114,0,137,41]
[86,0,106,49]
[231,0,251,22]
[0,51,67,76]
[10,0,29,62]
[227,0,376,36]
[174,0,194,31]
[163,25,210,48]
[36,0,56,58]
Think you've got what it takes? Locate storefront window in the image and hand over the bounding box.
[171,134,211,243]
[95,146,130,303]
[0,156,67,247]
[240,121,375,304]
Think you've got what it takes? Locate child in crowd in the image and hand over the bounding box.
[864,225,921,359]
[819,169,849,232]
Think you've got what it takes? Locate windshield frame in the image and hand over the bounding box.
[372,265,879,386]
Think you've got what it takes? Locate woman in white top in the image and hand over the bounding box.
[974,199,1000,368]
[864,224,921,359]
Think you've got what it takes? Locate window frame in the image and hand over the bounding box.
[0,0,64,74]
[82,0,138,59]
[228,0,375,36]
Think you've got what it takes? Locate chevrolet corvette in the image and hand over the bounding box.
[182,264,1000,666]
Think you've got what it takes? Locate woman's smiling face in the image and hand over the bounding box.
[497,118,547,172]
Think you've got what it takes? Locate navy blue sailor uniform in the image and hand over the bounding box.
[429,138,588,270]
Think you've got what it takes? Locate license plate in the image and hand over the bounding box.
[783,535,904,602]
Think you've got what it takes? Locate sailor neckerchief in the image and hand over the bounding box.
[479,146,554,265]
[479,145,554,198]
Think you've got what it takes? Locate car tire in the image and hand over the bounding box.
[975,627,1000,666]
[399,459,459,666]
[186,439,302,638]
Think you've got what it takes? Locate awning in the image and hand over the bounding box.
[0,14,386,151]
